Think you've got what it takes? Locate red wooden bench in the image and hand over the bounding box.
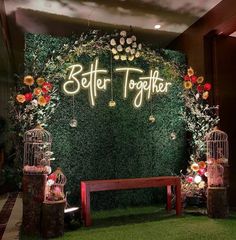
[81,176,182,226]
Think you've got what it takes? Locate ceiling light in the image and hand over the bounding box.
[154,24,161,30]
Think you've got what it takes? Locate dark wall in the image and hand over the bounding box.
[213,36,236,206]
[168,0,236,76]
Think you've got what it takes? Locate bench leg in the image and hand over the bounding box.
[81,182,92,226]
[166,185,172,211]
[175,183,182,216]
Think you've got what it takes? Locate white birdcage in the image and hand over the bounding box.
[45,168,67,203]
[23,125,52,175]
[206,128,229,187]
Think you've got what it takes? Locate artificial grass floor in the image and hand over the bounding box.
[22,205,236,240]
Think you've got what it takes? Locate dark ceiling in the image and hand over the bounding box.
[0,0,223,74]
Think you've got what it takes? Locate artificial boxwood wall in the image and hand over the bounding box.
[25,33,187,210]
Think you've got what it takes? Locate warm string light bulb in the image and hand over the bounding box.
[149,96,155,123]
[109,52,116,108]
[69,95,78,128]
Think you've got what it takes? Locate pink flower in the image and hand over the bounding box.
[186,176,193,183]
[48,173,57,181]
[42,82,52,93]
[184,75,190,81]
[204,83,212,91]
[198,169,206,176]
[190,75,197,84]
[24,93,33,101]
[44,95,51,103]
[197,85,204,93]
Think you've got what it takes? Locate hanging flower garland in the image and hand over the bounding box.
[181,67,220,203]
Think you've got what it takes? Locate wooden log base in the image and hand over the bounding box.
[22,174,47,235]
[207,187,229,218]
[41,201,66,239]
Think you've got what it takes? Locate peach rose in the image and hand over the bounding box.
[33,87,42,96]
[191,163,199,172]
[197,76,204,84]
[36,77,45,86]
[23,75,34,86]
[202,91,209,100]
[16,94,26,103]
[38,96,47,106]
[184,81,192,89]
[187,67,194,77]
[198,161,206,169]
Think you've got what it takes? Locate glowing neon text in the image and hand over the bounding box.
[63,58,172,108]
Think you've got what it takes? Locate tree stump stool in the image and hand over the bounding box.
[41,201,66,239]
[223,164,230,187]
[22,174,47,235]
[207,187,229,218]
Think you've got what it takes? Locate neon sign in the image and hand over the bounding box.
[63,58,111,106]
[63,58,172,108]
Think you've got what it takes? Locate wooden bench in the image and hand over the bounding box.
[81,176,182,226]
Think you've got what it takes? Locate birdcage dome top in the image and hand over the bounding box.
[23,125,52,143]
[206,128,228,141]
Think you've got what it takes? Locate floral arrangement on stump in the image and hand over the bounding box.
[181,67,220,204]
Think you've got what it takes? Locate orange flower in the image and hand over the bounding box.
[198,161,206,169]
[184,81,192,89]
[38,96,47,106]
[23,75,34,86]
[197,76,204,84]
[187,67,194,77]
[34,87,42,96]
[202,91,209,100]
[36,77,45,86]
[191,163,199,172]
[16,94,26,103]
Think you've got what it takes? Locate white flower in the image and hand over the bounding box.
[125,47,131,53]
[120,37,125,45]
[132,42,137,48]
[56,56,62,61]
[114,55,119,60]
[120,30,127,37]
[121,55,127,61]
[135,51,140,58]
[196,93,200,100]
[130,48,136,55]
[31,99,38,107]
[131,35,136,41]
[128,55,134,61]
[126,38,132,44]
[138,43,142,50]
[47,179,54,186]
[112,48,117,54]
[110,39,116,46]
[117,45,123,52]
[45,151,53,157]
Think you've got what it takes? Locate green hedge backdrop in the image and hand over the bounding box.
[25,33,187,210]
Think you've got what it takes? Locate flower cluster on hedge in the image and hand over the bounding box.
[110,30,142,61]
[9,75,59,135]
